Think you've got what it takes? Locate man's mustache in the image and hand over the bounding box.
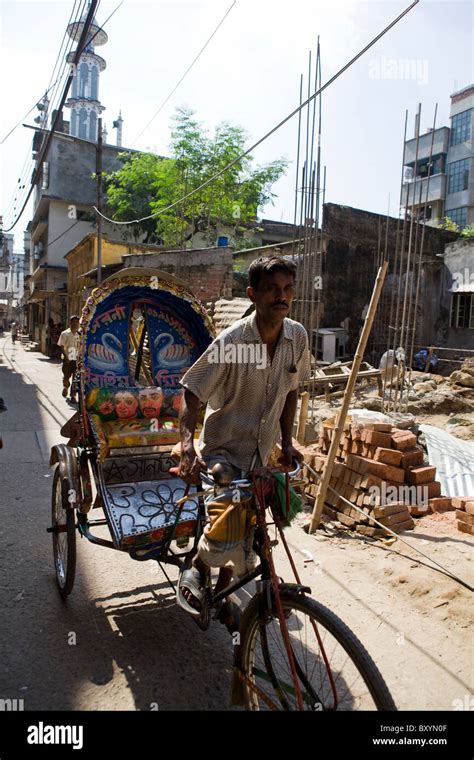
[273,301,289,307]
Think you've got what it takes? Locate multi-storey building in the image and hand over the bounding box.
[402,84,474,229]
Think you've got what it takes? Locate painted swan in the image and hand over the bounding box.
[154,333,190,368]
[88,333,125,372]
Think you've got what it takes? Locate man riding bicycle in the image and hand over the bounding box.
[175,256,310,626]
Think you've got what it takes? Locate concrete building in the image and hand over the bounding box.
[442,237,474,348]
[0,232,14,329]
[23,5,128,346]
[25,128,133,345]
[402,84,474,229]
[445,85,474,229]
[190,217,299,251]
[0,233,14,296]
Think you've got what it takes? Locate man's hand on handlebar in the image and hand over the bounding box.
[278,443,304,471]
[175,445,207,484]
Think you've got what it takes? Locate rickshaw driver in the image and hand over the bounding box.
[174,256,311,624]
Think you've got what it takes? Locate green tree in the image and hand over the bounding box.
[460,224,474,238]
[438,216,460,232]
[103,107,288,246]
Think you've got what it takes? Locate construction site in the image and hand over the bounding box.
[224,50,474,697]
[0,0,472,735]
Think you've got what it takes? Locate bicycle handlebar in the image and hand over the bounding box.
[200,460,301,488]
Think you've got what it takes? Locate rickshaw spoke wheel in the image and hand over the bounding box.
[51,467,76,598]
[240,591,396,712]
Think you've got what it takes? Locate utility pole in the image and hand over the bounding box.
[96,117,103,285]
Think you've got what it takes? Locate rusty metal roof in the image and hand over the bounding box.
[212,298,254,334]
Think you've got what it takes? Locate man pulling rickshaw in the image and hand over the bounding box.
[174,256,310,624]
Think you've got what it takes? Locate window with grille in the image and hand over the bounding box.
[450,109,472,146]
[447,158,469,194]
[451,293,474,328]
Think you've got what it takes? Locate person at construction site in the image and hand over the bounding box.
[174,255,311,630]
[57,315,80,404]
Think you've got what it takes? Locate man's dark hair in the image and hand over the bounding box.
[70,315,80,322]
[248,256,297,290]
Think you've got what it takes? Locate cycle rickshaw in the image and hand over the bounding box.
[49,268,396,711]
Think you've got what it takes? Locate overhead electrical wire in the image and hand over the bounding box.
[3,0,123,233]
[132,0,237,146]
[45,0,82,96]
[0,0,83,145]
[95,0,420,228]
[2,0,96,233]
[1,0,90,226]
[0,79,63,146]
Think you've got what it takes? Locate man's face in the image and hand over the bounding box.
[139,388,163,418]
[247,271,295,322]
[70,319,79,334]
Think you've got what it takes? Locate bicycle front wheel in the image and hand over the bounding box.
[239,590,396,711]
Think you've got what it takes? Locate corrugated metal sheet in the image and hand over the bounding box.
[212,299,254,334]
[419,424,474,498]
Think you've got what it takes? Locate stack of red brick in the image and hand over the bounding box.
[453,497,474,536]
[300,420,451,537]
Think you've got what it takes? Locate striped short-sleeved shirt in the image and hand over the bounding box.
[180,311,311,472]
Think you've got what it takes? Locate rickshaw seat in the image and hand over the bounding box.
[85,386,182,460]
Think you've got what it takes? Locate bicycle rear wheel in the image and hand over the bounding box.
[239,590,396,711]
[51,467,76,599]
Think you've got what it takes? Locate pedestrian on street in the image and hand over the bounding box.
[45,318,55,359]
[57,316,80,403]
[11,322,18,344]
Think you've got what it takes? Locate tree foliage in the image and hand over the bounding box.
[103,107,288,246]
[437,217,474,238]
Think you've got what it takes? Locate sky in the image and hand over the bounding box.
[0,0,473,251]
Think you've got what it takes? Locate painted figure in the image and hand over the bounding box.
[138,387,163,418]
[114,390,139,419]
[85,388,116,420]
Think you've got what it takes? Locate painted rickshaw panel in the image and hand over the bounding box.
[59,268,215,553]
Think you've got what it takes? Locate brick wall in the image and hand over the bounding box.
[121,247,234,303]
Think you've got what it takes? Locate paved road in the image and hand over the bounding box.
[0,336,236,710]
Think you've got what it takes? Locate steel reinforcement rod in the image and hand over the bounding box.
[404,104,439,410]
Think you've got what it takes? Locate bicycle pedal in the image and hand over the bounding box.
[270,539,279,547]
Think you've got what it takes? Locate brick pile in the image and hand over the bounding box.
[301,420,450,537]
[452,497,474,536]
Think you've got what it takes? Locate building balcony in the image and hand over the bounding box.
[404,127,450,165]
[401,172,447,207]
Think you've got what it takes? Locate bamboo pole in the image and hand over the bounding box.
[296,391,309,444]
[309,261,389,532]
